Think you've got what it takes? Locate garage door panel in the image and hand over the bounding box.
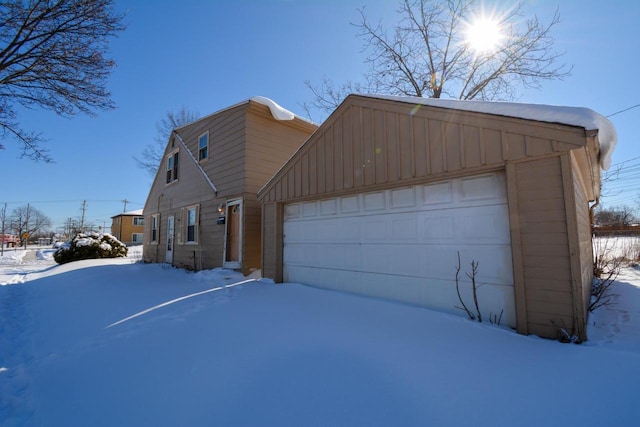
[320,198,337,215]
[340,195,359,213]
[283,172,515,327]
[361,245,388,273]
[460,173,506,201]
[325,244,361,270]
[338,219,360,241]
[363,191,386,211]
[423,181,453,205]
[284,203,300,219]
[421,214,456,241]
[361,218,388,241]
[391,187,417,209]
[390,216,418,241]
[460,205,510,242]
[456,246,514,285]
[282,243,311,265]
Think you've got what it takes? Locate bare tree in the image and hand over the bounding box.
[0,0,126,162]
[9,204,51,247]
[305,0,570,118]
[133,106,200,178]
[594,206,638,227]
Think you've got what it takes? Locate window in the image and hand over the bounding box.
[132,233,143,243]
[166,150,179,184]
[133,216,144,226]
[151,214,159,243]
[186,206,198,243]
[198,132,209,161]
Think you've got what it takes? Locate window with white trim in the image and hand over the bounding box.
[133,216,144,226]
[198,132,209,161]
[151,214,159,243]
[186,206,198,243]
[132,233,143,243]
[166,150,179,184]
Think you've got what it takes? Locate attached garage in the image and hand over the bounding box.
[258,94,616,340]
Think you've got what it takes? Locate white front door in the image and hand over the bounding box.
[223,199,242,268]
[166,215,174,264]
[282,172,515,327]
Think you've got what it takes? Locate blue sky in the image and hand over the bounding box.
[1,0,639,233]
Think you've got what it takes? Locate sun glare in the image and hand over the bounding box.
[465,15,503,54]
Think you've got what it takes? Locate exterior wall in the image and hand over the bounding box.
[143,100,316,274]
[242,105,317,275]
[259,95,600,340]
[260,96,587,205]
[142,104,248,270]
[567,152,594,334]
[261,202,281,281]
[111,214,144,245]
[507,156,576,339]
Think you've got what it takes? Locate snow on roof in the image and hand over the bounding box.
[251,96,295,121]
[174,97,316,133]
[362,94,617,170]
[112,209,143,218]
[250,96,318,126]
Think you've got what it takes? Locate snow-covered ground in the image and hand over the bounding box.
[1,245,639,426]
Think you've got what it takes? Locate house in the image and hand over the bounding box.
[111,209,145,245]
[142,97,317,274]
[258,94,616,340]
[1,234,19,248]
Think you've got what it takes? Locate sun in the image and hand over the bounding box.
[464,15,504,54]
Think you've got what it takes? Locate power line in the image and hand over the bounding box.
[606,103,640,118]
[2,199,143,205]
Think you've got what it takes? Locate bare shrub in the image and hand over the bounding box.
[590,236,626,312]
[454,252,482,322]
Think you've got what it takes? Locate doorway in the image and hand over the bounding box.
[223,199,242,268]
[166,215,174,264]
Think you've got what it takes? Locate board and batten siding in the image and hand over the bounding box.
[507,155,591,339]
[259,95,602,340]
[260,97,588,205]
[567,151,595,327]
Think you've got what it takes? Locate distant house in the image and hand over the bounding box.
[111,209,145,245]
[1,234,19,248]
[142,97,317,274]
[258,94,616,341]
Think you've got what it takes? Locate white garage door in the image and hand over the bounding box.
[283,172,515,326]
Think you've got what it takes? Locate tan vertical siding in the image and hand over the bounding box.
[513,156,574,338]
[261,202,283,282]
[257,95,600,340]
[398,113,414,179]
[562,152,593,340]
[243,104,316,273]
[143,100,315,273]
[261,202,277,279]
[242,195,262,275]
[362,108,376,185]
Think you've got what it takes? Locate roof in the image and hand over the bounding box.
[360,94,617,170]
[111,209,143,218]
[174,96,316,131]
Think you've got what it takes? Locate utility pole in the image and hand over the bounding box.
[0,202,6,256]
[80,200,87,232]
[24,203,30,249]
[122,199,129,213]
